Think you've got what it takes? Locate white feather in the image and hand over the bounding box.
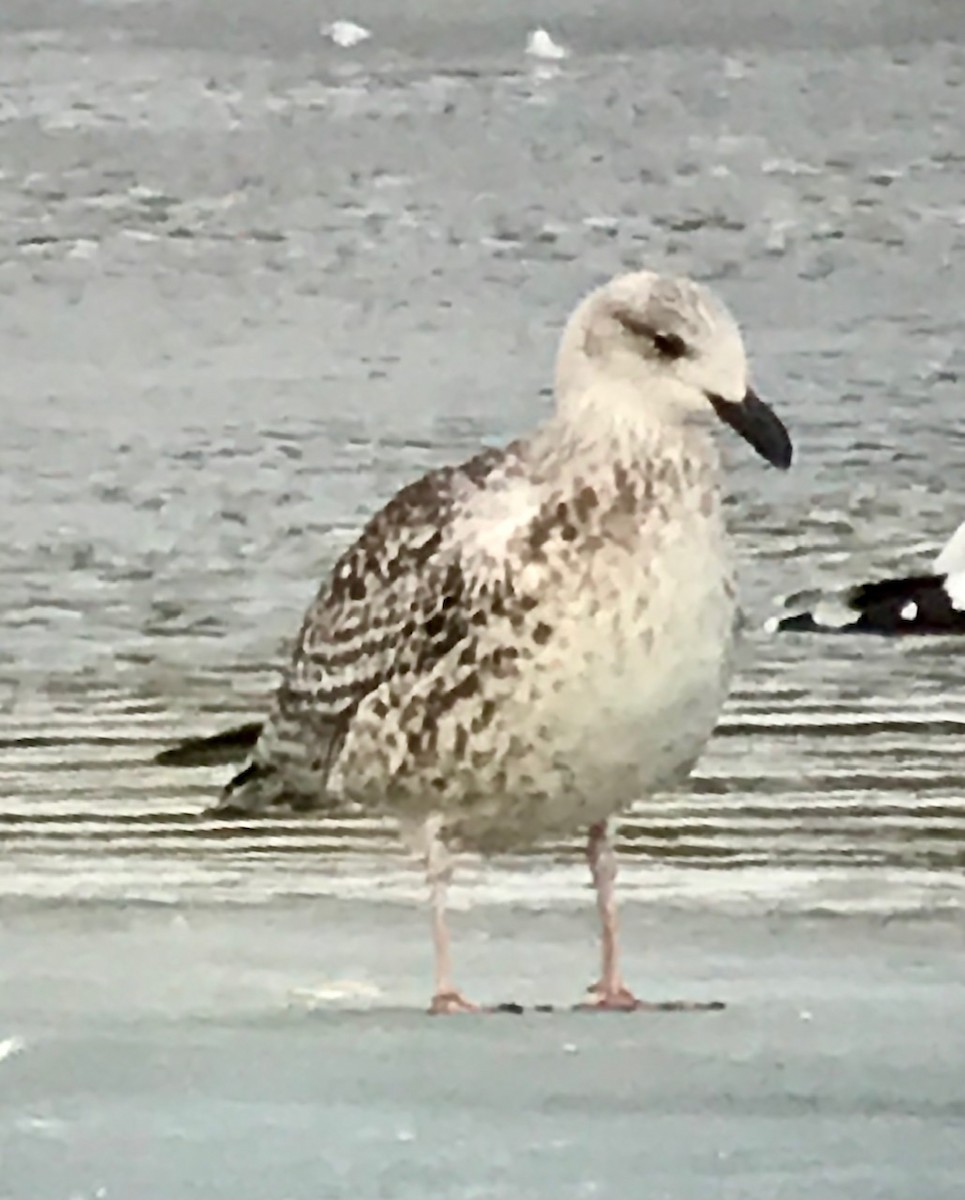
[933,519,965,576]
[944,572,965,612]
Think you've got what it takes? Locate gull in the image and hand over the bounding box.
[525,29,568,61]
[156,270,792,1012]
[321,20,371,49]
[770,516,965,635]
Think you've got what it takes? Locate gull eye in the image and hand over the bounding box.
[652,331,688,360]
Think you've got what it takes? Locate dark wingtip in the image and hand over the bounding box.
[770,612,831,634]
[153,721,263,767]
[773,432,793,471]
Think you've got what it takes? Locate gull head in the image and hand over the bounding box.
[554,270,792,469]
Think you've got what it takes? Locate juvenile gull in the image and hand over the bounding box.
[159,269,792,1012]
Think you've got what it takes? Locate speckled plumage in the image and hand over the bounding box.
[196,268,791,1010]
[216,427,733,845]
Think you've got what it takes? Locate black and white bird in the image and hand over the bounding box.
[770,518,965,636]
[156,270,792,1012]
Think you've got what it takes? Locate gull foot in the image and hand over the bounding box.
[577,981,726,1013]
[428,990,480,1015]
[578,983,647,1011]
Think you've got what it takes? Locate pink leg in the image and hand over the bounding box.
[421,820,478,1015]
[582,821,641,1010]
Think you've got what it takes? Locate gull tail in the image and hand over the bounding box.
[206,714,348,819]
[155,712,347,818]
[210,758,290,817]
[207,751,341,820]
[154,721,263,767]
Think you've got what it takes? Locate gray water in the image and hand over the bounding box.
[3,0,965,908]
[2,4,965,1197]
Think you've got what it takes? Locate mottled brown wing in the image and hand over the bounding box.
[287,447,504,712]
[214,447,505,813]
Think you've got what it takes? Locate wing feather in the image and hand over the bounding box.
[215,447,506,812]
